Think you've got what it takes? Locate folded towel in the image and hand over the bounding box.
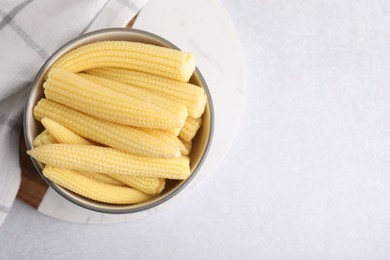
[0,0,147,226]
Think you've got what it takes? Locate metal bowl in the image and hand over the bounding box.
[23,28,214,214]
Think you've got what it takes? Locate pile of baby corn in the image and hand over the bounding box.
[27,40,207,205]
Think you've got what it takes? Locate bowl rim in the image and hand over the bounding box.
[23,27,214,214]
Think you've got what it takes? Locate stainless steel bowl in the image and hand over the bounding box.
[24,28,214,214]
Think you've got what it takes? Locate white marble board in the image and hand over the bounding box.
[2,0,245,224]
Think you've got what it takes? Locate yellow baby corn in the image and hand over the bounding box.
[111,175,165,195]
[143,128,189,155]
[41,117,92,145]
[78,171,125,186]
[28,144,191,180]
[45,122,167,195]
[86,67,207,118]
[32,130,57,147]
[181,140,192,154]
[78,171,164,195]
[45,68,184,129]
[78,72,188,131]
[50,41,196,82]
[179,117,202,143]
[33,99,181,158]
[43,166,152,204]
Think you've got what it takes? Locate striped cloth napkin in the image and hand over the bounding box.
[0,0,147,226]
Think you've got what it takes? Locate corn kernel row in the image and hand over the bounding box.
[50,40,196,82]
[28,144,191,180]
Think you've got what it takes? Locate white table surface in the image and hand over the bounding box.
[2,0,390,259]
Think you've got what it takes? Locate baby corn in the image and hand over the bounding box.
[41,117,92,145]
[78,73,188,131]
[110,175,165,196]
[43,121,168,195]
[50,41,196,82]
[43,166,152,204]
[179,117,202,143]
[86,67,207,118]
[28,144,191,180]
[32,130,57,147]
[181,140,192,154]
[33,99,181,158]
[45,68,185,129]
[78,171,125,186]
[143,128,189,155]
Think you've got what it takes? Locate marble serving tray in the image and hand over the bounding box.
[14,0,245,224]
